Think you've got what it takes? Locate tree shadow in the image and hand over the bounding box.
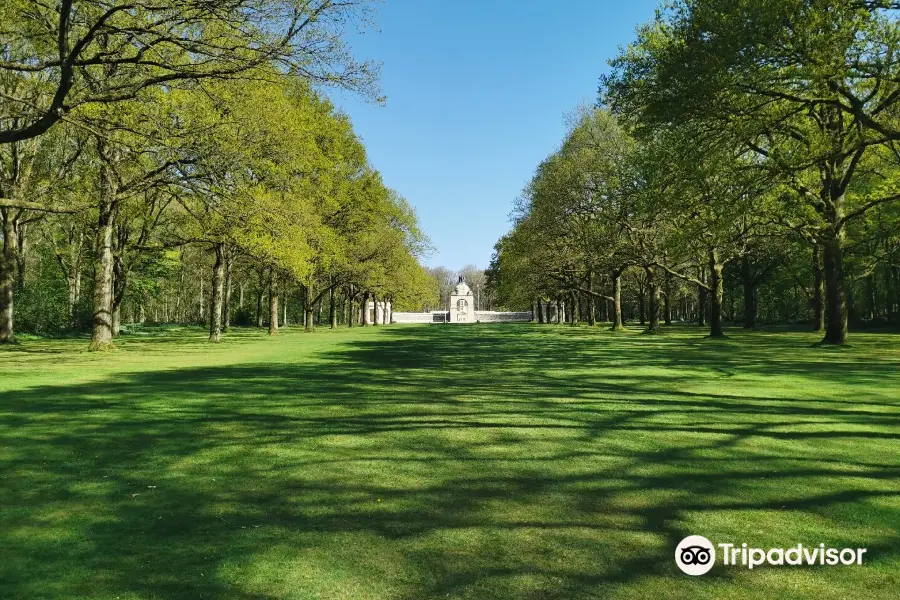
[1,324,898,598]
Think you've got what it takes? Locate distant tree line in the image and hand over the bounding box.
[489,0,900,344]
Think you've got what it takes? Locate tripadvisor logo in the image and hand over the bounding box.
[675,535,868,575]
[676,535,716,575]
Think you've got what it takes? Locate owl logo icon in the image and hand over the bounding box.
[675,535,716,575]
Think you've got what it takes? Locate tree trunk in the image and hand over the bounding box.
[887,266,898,324]
[865,274,876,321]
[821,231,848,344]
[372,293,381,326]
[587,272,596,326]
[611,270,624,330]
[329,286,337,329]
[742,255,756,329]
[361,291,370,325]
[111,259,127,337]
[303,286,314,332]
[68,270,81,325]
[536,298,544,323]
[223,245,232,332]
[638,286,646,326]
[256,289,264,328]
[812,244,825,332]
[709,249,725,338]
[209,244,225,342]
[14,222,26,291]
[663,272,672,326]
[89,165,116,351]
[570,292,579,326]
[0,210,17,343]
[645,267,661,333]
[348,287,355,327]
[697,266,707,327]
[268,272,279,336]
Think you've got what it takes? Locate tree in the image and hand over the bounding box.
[604,0,900,344]
[0,0,381,144]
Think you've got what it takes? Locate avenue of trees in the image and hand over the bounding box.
[0,0,437,349]
[490,0,900,344]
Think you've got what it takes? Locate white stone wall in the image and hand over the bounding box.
[391,311,531,324]
[474,311,532,323]
[391,312,434,323]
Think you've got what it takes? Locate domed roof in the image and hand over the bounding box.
[454,281,472,295]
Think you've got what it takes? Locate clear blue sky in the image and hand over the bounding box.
[329,0,659,269]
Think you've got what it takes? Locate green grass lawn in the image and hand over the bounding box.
[1,323,898,599]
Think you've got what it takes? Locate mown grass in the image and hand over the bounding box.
[1,323,898,599]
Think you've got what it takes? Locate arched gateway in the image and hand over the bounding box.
[390,276,532,324]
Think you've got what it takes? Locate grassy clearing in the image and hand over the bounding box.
[1,323,898,599]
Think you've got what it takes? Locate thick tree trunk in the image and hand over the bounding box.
[361,291,370,325]
[209,244,225,342]
[268,273,279,336]
[0,210,17,343]
[89,166,117,351]
[821,232,848,344]
[304,305,314,331]
[709,249,725,338]
[645,267,661,333]
[536,298,544,323]
[742,255,756,329]
[611,270,624,330]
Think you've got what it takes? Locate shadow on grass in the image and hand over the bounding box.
[1,324,899,599]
